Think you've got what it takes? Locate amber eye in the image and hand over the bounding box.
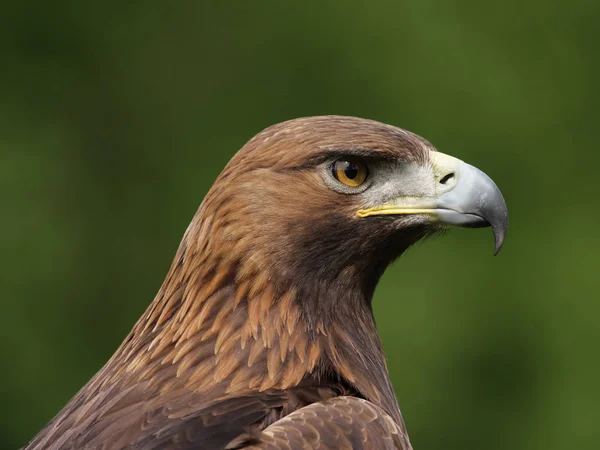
[331,158,369,187]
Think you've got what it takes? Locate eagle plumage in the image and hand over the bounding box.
[26,116,507,449]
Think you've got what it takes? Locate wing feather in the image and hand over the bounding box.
[247,396,412,450]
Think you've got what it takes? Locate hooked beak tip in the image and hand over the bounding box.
[491,210,509,256]
[493,229,505,256]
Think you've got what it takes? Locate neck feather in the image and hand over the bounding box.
[101,213,403,425]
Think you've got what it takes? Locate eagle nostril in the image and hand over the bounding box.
[439,173,455,185]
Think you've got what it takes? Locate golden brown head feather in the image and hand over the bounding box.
[26,116,502,449]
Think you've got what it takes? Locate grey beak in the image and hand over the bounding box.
[435,160,509,255]
[356,150,509,255]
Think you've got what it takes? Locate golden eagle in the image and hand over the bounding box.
[26,116,508,449]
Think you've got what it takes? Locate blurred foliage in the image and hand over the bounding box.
[1,1,599,449]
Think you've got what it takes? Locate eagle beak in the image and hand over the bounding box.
[357,151,509,255]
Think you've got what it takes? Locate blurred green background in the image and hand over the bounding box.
[1,1,598,449]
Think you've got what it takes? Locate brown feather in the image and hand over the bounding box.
[25,116,441,449]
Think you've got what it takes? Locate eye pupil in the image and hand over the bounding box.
[344,162,358,179]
